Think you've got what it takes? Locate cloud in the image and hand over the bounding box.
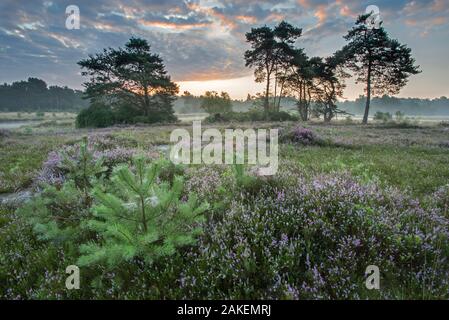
[0,0,447,91]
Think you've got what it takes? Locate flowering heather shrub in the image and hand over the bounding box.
[184,165,230,203]
[35,134,159,187]
[0,129,11,138]
[280,126,322,146]
[439,141,449,148]
[428,185,449,217]
[176,173,449,299]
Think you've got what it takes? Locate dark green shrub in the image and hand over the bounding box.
[205,110,298,123]
[373,111,393,123]
[76,104,115,128]
[114,103,142,124]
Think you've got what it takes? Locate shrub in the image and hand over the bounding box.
[76,103,115,128]
[0,129,10,138]
[205,110,298,123]
[35,134,158,187]
[395,111,405,121]
[373,111,393,123]
[280,126,323,146]
[18,139,106,244]
[439,141,449,149]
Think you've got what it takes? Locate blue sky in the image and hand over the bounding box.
[0,0,448,99]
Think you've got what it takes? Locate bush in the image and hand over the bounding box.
[18,139,107,244]
[373,111,393,123]
[76,104,115,128]
[0,129,10,138]
[35,134,159,187]
[280,126,323,146]
[205,110,298,123]
[77,102,178,128]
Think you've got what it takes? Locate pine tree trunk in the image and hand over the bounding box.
[144,87,150,117]
[265,75,270,113]
[363,60,372,125]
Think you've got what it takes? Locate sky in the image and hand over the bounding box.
[0,0,448,100]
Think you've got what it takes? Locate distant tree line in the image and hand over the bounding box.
[0,78,88,112]
[339,95,449,116]
[175,92,449,117]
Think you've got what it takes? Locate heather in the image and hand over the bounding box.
[1,122,449,299]
[280,126,325,146]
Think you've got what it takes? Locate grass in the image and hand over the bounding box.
[283,144,449,197]
[1,120,449,197]
[0,112,76,122]
[0,134,68,193]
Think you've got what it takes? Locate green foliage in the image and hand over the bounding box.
[233,164,256,188]
[0,77,88,112]
[200,91,232,115]
[395,110,405,121]
[76,103,115,128]
[19,182,90,244]
[18,139,106,243]
[373,111,393,123]
[61,139,107,191]
[245,21,302,112]
[342,13,420,123]
[78,157,209,268]
[205,110,298,123]
[78,37,178,126]
[76,101,178,129]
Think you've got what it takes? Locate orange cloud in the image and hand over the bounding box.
[314,5,328,24]
[236,15,257,24]
[432,16,448,25]
[297,0,311,8]
[186,2,237,31]
[138,20,210,30]
[431,0,448,12]
[339,4,356,18]
[266,13,285,22]
[405,19,418,26]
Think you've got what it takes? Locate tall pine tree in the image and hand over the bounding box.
[342,14,420,124]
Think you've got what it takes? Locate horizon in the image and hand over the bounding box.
[0,1,448,100]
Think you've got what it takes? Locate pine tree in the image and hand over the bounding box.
[61,137,107,205]
[78,157,209,267]
[342,14,420,124]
